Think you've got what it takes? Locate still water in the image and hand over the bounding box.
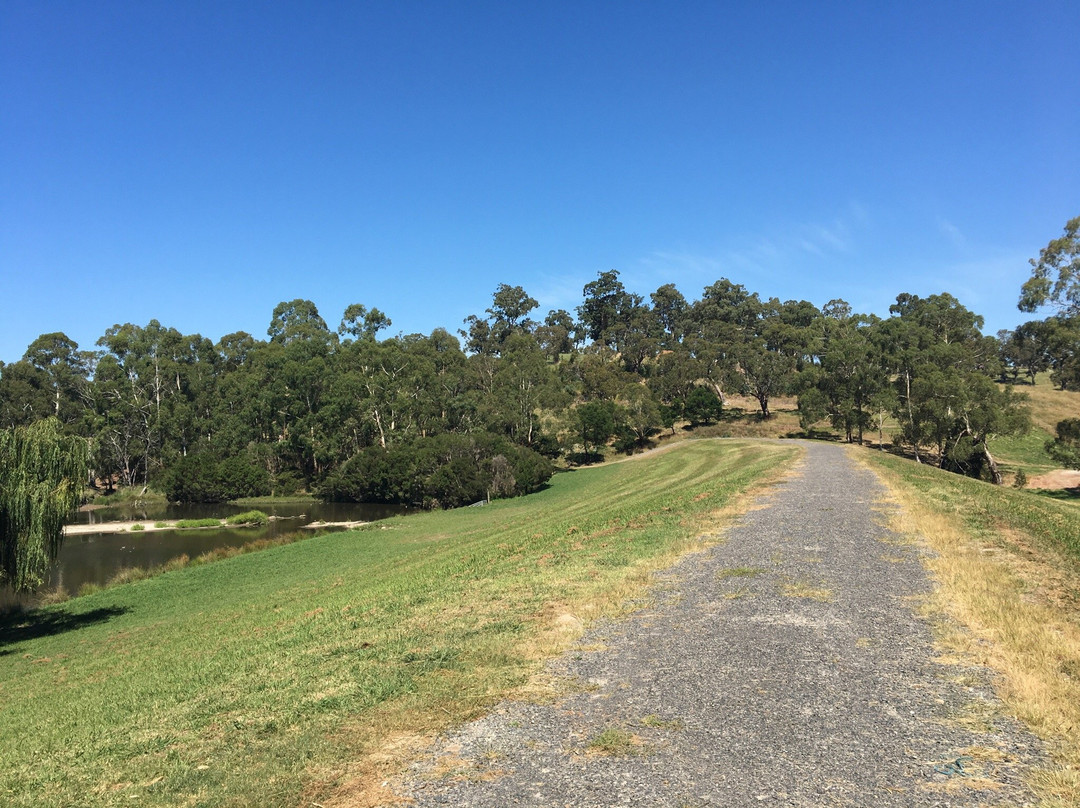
[4,500,407,607]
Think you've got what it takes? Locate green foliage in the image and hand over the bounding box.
[683,386,723,426]
[573,400,618,459]
[160,453,271,503]
[130,523,145,531]
[1046,418,1080,470]
[1019,215,1080,316]
[224,510,269,526]
[0,419,88,592]
[2,277,1060,500]
[174,518,222,529]
[318,432,553,508]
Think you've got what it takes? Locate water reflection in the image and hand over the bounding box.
[2,501,407,608]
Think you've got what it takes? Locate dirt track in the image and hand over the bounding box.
[396,442,1044,807]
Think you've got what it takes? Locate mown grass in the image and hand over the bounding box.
[859,448,1080,807]
[0,439,796,808]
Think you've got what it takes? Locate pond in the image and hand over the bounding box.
[2,500,408,608]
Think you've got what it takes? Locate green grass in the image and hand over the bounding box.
[991,426,1058,477]
[224,509,269,526]
[173,517,223,529]
[0,439,795,808]
[860,450,1080,570]
[586,727,640,755]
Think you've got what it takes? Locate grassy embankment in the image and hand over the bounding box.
[861,449,1080,807]
[0,439,796,808]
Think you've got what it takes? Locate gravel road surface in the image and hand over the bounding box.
[397,442,1043,807]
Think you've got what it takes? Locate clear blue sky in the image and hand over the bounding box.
[2,1,1078,363]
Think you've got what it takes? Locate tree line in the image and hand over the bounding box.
[2,218,1078,503]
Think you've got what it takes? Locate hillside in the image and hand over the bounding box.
[992,375,1080,493]
[0,439,794,807]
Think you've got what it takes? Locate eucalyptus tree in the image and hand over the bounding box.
[535,309,577,360]
[685,279,763,402]
[650,283,689,349]
[1046,418,1080,469]
[0,418,88,591]
[735,340,795,419]
[338,303,392,342]
[0,360,53,428]
[799,312,887,442]
[486,332,560,447]
[646,347,701,417]
[22,332,91,424]
[879,293,1029,481]
[1019,215,1080,316]
[461,284,539,356]
[578,269,647,356]
[487,284,539,344]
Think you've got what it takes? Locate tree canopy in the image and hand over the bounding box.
[1019,215,1080,315]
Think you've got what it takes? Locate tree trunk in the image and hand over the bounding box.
[982,442,1003,485]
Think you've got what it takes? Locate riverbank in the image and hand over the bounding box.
[63,515,312,536]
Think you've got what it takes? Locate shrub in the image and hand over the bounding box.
[684,386,724,426]
[130,523,145,531]
[1013,469,1029,489]
[318,432,553,508]
[225,510,269,526]
[159,453,271,503]
[175,518,222,529]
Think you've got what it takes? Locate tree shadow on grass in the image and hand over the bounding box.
[0,605,128,656]
[1034,486,1080,502]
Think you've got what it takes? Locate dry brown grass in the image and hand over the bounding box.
[1015,375,1080,435]
[859,451,1080,807]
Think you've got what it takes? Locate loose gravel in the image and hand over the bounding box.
[396,442,1044,807]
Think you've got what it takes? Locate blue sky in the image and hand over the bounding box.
[2,1,1078,363]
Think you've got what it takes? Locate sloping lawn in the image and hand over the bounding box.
[0,439,795,807]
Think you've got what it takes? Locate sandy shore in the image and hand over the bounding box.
[64,517,366,536]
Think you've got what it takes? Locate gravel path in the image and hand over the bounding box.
[396,442,1043,807]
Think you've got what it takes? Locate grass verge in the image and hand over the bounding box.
[0,439,796,808]
[857,447,1080,807]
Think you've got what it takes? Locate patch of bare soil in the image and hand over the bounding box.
[1027,469,1080,490]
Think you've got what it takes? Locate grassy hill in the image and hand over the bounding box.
[0,439,795,808]
[992,375,1080,489]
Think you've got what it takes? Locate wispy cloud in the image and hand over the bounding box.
[636,203,867,292]
[938,218,966,249]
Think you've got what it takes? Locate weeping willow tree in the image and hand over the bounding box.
[0,418,88,592]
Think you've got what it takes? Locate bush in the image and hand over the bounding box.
[684,387,723,426]
[318,432,553,508]
[175,518,222,529]
[130,523,145,531]
[1013,469,1029,489]
[159,454,271,503]
[225,510,269,526]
